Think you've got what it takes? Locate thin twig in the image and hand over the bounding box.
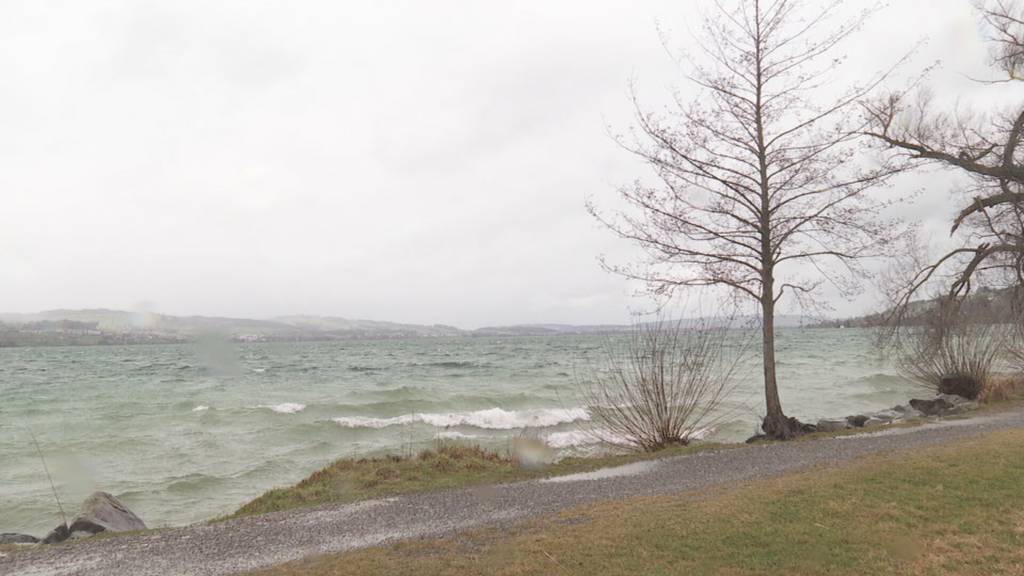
[26,427,67,526]
[541,548,573,575]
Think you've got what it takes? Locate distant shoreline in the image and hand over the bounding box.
[0,325,847,349]
[0,308,825,349]
[0,308,827,348]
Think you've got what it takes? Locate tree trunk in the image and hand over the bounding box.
[759,276,801,439]
[750,13,799,441]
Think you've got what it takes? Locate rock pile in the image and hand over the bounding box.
[0,533,38,545]
[814,393,979,433]
[6,491,146,547]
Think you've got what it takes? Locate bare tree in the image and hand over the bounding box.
[579,319,740,452]
[865,0,1024,315]
[593,0,907,439]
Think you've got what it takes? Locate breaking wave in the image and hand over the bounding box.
[260,403,307,414]
[436,430,478,440]
[332,407,589,430]
[543,430,604,449]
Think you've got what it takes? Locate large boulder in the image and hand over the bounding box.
[816,418,850,432]
[862,417,887,428]
[939,375,982,400]
[40,524,69,544]
[870,409,902,423]
[0,533,38,545]
[909,397,956,416]
[41,491,148,544]
[892,405,924,418]
[909,391,978,414]
[936,394,979,414]
[67,492,146,536]
[846,415,870,428]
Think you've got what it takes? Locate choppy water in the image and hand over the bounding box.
[0,328,915,535]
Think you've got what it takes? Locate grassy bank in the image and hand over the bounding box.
[250,428,1024,576]
[229,384,1024,520]
[227,442,732,520]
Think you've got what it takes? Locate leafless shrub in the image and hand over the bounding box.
[579,319,740,452]
[896,307,1007,399]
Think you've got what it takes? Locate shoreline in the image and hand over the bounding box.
[4,388,1004,541]
[4,403,1023,575]
[8,391,1019,545]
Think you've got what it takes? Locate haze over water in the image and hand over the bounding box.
[1,328,916,535]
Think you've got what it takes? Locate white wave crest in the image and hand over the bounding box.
[436,430,478,440]
[543,430,604,448]
[332,407,589,430]
[261,402,306,414]
[192,405,210,413]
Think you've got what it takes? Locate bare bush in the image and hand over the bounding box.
[579,320,740,452]
[896,308,1007,399]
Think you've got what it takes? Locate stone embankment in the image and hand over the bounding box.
[815,393,978,433]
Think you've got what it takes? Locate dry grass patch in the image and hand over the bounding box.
[979,374,1024,403]
[250,429,1024,576]
[226,442,731,520]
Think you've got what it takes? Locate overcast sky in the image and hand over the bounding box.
[0,0,1015,328]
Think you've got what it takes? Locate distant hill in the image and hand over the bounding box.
[274,315,464,338]
[810,287,1015,328]
[0,309,466,346]
[472,314,809,336]
[471,323,632,336]
[0,309,814,347]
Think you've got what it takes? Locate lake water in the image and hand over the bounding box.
[0,328,917,535]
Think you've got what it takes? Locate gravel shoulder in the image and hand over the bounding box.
[4,407,1024,576]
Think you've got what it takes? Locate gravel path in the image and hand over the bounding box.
[4,407,1023,576]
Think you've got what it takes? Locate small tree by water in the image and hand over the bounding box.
[592,0,908,439]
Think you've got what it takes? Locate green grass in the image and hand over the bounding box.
[225,441,733,520]
[249,428,1024,576]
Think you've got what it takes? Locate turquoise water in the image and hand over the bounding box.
[0,328,915,535]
